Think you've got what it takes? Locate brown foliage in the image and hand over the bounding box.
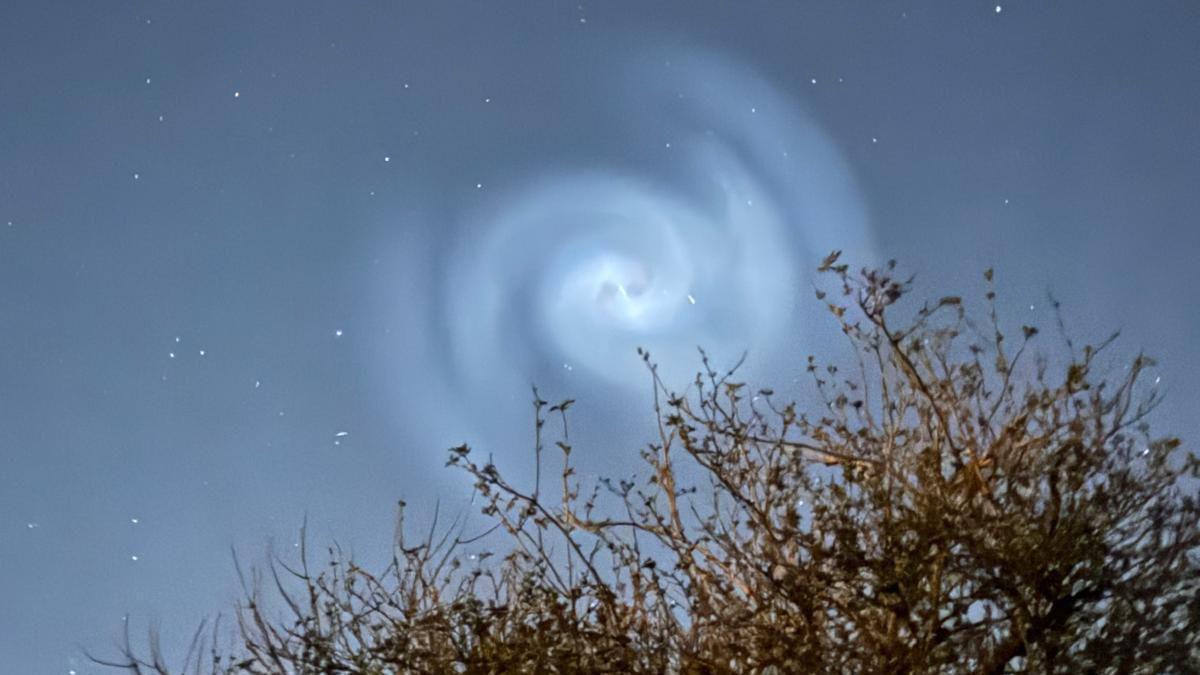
[101,256,1200,673]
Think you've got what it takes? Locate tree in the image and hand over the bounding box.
[100,255,1200,673]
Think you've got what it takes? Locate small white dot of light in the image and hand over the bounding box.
[871,137,878,143]
[1142,448,1151,456]
[579,17,586,23]
[563,363,573,371]
[750,107,757,113]
[145,77,151,84]
[131,518,139,524]
[158,115,164,122]
[168,352,175,358]
[133,173,140,180]
[687,294,696,305]
[198,349,205,356]
[403,83,409,88]
[384,156,390,162]
[664,142,671,148]
[131,555,139,561]
[335,329,343,337]
[1155,376,1161,385]
[335,431,349,437]
[837,77,844,83]
[254,380,261,388]
[233,91,240,98]
[995,5,1002,13]
[175,336,181,343]
[27,522,38,529]
[1004,199,1010,204]
[811,78,817,84]
[369,191,375,196]
[334,440,340,446]
[1030,305,1035,311]
[484,97,491,103]
[475,183,483,189]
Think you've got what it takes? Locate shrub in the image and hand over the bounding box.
[100,255,1200,674]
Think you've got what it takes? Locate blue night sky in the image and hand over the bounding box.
[1,2,1198,672]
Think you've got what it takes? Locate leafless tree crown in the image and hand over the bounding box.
[101,255,1200,674]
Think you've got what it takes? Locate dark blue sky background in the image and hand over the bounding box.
[2,3,1198,672]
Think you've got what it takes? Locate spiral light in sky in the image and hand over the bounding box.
[374,47,874,461]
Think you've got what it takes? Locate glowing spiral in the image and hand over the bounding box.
[371,48,874,460]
